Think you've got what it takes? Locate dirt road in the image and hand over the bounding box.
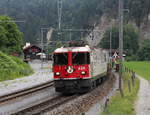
[135,75,150,115]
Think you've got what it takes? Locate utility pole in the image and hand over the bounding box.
[4,0,10,15]
[109,26,112,63]
[40,27,54,68]
[41,28,44,69]
[57,0,62,39]
[81,32,83,40]
[69,30,72,41]
[119,0,124,97]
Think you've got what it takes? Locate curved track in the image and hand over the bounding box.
[15,94,78,114]
[14,77,108,114]
[0,81,53,104]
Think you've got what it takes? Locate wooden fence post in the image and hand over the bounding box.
[133,72,136,79]
[128,68,129,73]
[128,80,131,92]
[104,98,109,114]
[131,73,135,87]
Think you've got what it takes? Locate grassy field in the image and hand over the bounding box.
[102,72,140,115]
[124,61,150,82]
[101,61,149,115]
[0,51,33,81]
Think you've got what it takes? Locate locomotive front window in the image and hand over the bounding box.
[73,52,90,65]
[54,53,68,65]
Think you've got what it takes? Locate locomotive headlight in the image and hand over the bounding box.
[56,72,60,76]
[81,71,86,75]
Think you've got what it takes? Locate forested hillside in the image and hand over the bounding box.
[0,0,149,43]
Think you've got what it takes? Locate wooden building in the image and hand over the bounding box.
[23,44,42,60]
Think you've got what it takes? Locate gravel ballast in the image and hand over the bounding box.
[44,73,116,115]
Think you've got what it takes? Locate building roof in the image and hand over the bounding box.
[23,45,41,50]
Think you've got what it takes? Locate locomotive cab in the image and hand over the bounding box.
[53,46,93,93]
[52,43,109,94]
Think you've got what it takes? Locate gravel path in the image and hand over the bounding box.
[0,60,53,96]
[135,75,150,115]
[85,72,119,115]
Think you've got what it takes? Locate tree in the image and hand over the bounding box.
[0,16,23,54]
[137,39,150,61]
[100,24,139,55]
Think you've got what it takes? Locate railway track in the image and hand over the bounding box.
[0,74,113,114]
[0,80,54,104]
[14,94,78,114]
[15,75,110,114]
[0,79,78,114]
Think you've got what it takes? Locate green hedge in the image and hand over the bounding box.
[0,51,33,81]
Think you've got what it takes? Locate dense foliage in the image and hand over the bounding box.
[100,24,139,55]
[100,25,150,61]
[104,0,150,27]
[0,16,23,54]
[137,40,150,61]
[0,0,149,43]
[0,51,33,81]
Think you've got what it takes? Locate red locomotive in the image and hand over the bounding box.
[53,41,109,93]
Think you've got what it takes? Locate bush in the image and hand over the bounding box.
[125,55,137,61]
[137,39,150,61]
[0,51,33,81]
[0,16,23,55]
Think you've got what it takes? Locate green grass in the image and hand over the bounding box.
[124,61,150,82]
[101,61,149,115]
[0,51,33,81]
[101,72,140,115]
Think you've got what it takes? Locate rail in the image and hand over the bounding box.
[0,80,53,103]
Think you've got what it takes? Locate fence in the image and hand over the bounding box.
[123,66,136,93]
[102,66,138,114]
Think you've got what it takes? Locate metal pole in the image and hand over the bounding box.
[69,30,72,41]
[109,27,112,62]
[58,0,62,31]
[119,0,124,97]
[81,32,83,40]
[6,0,10,15]
[57,0,62,40]
[41,28,44,69]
